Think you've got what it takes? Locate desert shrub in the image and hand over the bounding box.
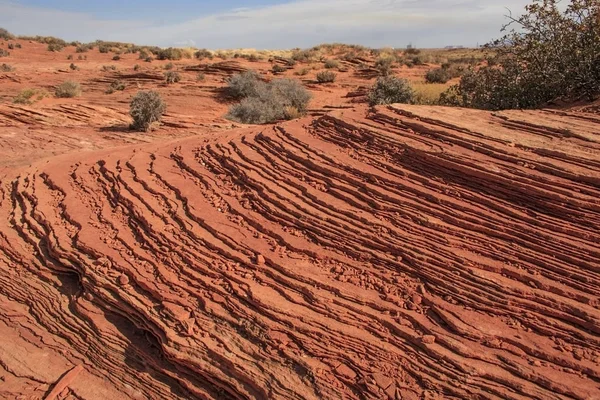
[292,49,318,63]
[375,57,395,76]
[411,55,426,65]
[76,44,92,53]
[0,49,9,57]
[66,54,73,60]
[0,28,13,40]
[145,56,154,63]
[165,71,181,84]
[448,0,600,110]
[248,54,260,62]
[226,70,266,99]
[15,43,22,49]
[156,47,183,60]
[106,80,126,94]
[47,43,64,52]
[425,68,451,83]
[197,72,206,81]
[194,49,213,60]
[138,50,148,59]
[316,70,336,83]
[164,62,174,70]
[102,65,117,72]
[295,67,311,76]
[130,90,166,132]
[55,81,82,98]
[132,64,140,71]
[112,55,121,61]
[7,43,14,50]
[69,63,79,71]
[1,63,14,72]
[324,59,340,69]
[272,64,287,74]
[226,78,311,124]
[98,45,111,53]
[13,88,49,104]
[367,76,414,106]
[77,55,87,61]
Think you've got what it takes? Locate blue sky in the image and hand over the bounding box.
[0,0,531,49]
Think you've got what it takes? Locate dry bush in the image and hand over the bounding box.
[0,49,9,57]
[226,70,266,99]
[69,63,79,71]
[368,76,414,106]
[157,47,183,60]
[55,81,82,98]
[194,49,213,60]
[375,56,395,76]
[0,28,13,40]
[316,70,336,83]
[106,80,126,94]
[324,59,340,69]
[272,64,287,74]
[165,71,181,84]
[164,62,174,70]
[102,65,117,72]
[295,67,311,76]
[112,55,121,61]
[47,43,65,52]
[130,91,166,132]
[226,77,311,124]
[1,63,14,72]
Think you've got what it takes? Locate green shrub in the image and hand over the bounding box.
[367,76,414,106]
[248,54,260,62]
[98,45,111,53]
[316,70,336,83]
[405,45,421,55]
[69,63,79,71]
[165,71,181,84]
[145,56,153,63]
[446,0,600,110]
[130,90,166,132]
[324,59,340,69]
[138,50,148,59]
[295,67,311,76]
[112,55,121,61]
[14,88,49,104]
[164,62,174,70]
[7,43,14,50]
[55,81,82,98]
[425,68,451,83]
[76,44,93,53]
[226,78,311,124]
[226,70,266,99]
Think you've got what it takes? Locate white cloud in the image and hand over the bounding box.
[0,0,531,48]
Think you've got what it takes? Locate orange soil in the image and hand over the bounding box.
[1,41,600,399]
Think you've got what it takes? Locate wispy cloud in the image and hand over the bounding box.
[0,0,531,48]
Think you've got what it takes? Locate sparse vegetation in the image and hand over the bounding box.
[130,90,167,132]
[7,43,14,50]
[443,0,600,110]
[134,64,140,71]
[367,76,414,106]
[145,56,153,63]
[164,62,174,70]
[105,80,126,94]
[374,57,395,76]
[165,71,181,84]
[194,49,213,60]
[0,49,9,57]
[138,50,149,60]
[324,59,340,69]
[272,64,287,74]
[102,65,117,72]
[0,63,14,72]
[76,44,93,53]
[295,67,311,76]
[55,81,82,98]
[316,70,336,83]
[98,45,111,53]
[13,88,49,104]
[0,28,13,40]
[197,72,206,81]
[69,63,79,71]
[226,73,311,124]
[47,43,65,52]
[112,55,121,61]
[156,47,183,61]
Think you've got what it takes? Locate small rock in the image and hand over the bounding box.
[118,274,129,286]
[336,363,357,380]
[412,294,422,305]
[421,335,436,344]
[83,292,93,301]
[255,254,266,265]
[532,360,542,367]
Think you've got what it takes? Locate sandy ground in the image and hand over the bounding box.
[0,40,600,400]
